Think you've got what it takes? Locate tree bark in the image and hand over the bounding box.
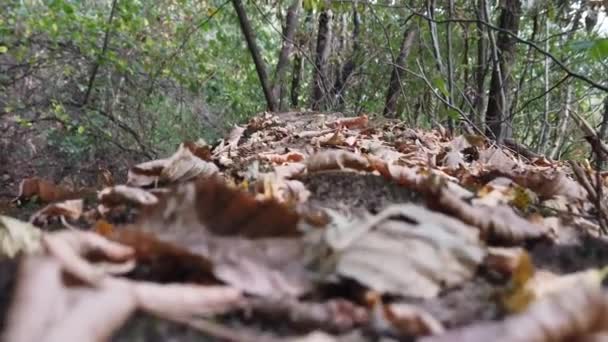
[232,0,278,112]
[311,9,332,110]
[485,0,522,142]
[473,0,489,128]
[383,28,417,117]
[272,0,301,110]
[332,5,360,108]
[549,6,584,159]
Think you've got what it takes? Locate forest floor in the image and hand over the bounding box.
[2,111,608,341]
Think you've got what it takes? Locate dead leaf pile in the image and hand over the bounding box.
[4,111,608,341]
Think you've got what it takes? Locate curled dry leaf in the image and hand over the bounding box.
[327,114,368,129]
[128,140,219,187]
[141,178,301,238]
[127,158,169,187]
[30,199,83,227]
[367,292,444,336]
[126,178,311,297]
[161,141,219,183]
[14,177,76,203]
[430,183,551,244]
[306,150,371,173]
[0,215,42,257]
[325,204,486,298]
[97,185,159,213]
[421,281,608,342]
[500,168,586,201]
[261,151,306,164]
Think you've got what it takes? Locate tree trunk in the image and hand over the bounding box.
[290,52,302,108]
[549,6,584,159]
[383,28,417,117]
[597,96,608,168]
[332,5,360,108]
[473,0,489,128]
[485,0,521,142]
[232,0,278,112]
[311,9,332,110]
[272,0,301,110]
[537,16,551,154]
[549,82,572,159]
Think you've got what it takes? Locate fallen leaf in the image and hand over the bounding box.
[98,185,159,209]
[327,114,368,129]
[429,181,551,244]
[127,158,169,187]
[306,150,371,173]
[421,281,608,342]
[261,151,306,164]
[0,215,42,257]
[367,292,444,336]
[161,141,220,183]
[30,199,83,227]
[324,204,486,298]
[14,177,76,203]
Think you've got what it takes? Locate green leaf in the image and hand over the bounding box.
[432,77,449,98]
[590,39,608,61]
[0,46,7,53]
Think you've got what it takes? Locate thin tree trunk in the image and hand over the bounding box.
[485,0,522,142]
[473,0,489,128]
[446,0,455,107]
[597,96,608,168]
[333,5,360,107]
[427,0,445,75]
[549,6,584,159]
[232,0,278,111]
[510,13,539,119]
[272,0,301,110]
[537,16,551,154]
[311,9,332,110]
[383,28,417,117]
[549,83,572,159]
[82,0,118,106]
[290,54,302,108]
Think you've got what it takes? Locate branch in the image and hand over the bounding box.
[81,0,119,106]
[232,0,278,111]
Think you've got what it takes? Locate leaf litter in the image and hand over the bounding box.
[2,111,608,341]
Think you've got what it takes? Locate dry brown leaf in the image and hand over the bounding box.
[4,231,243,342]
[105,229,218,284]
[161,141,219,183]
[98,185,158,209]
[502,168,586,201]
[127,158,170,187]
[306,150,371,173]
[14,177,76,203]
[430,182,551,244]
[421,281,608,342]
[128,178,311,297]
[327,114,368,129]
[324,204,485,298]
[262,151,306,164]
[140,178,301,238]
[30,199,83,227]
[367,292,444,336]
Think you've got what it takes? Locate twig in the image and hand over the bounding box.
[570,161,608,234]
[82,0,119,106]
